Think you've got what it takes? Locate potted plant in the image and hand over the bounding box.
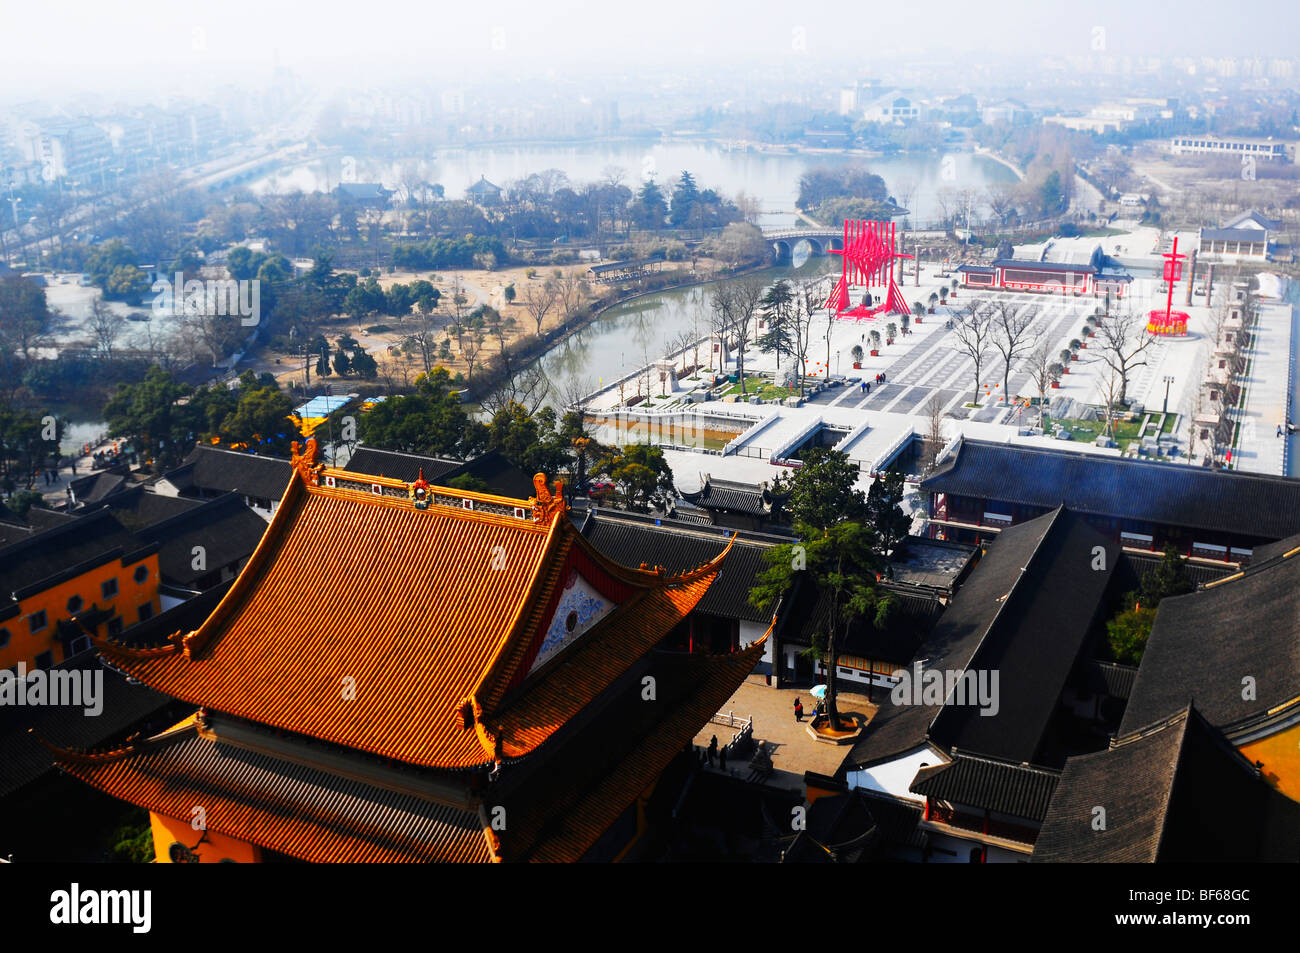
[928,292,938,314]
[913,302,924,325]
[1049,362,1064,387]
[939,286,949,306]
[1058,349,1072,372]
[951,278,959,299]
[869,330,882,355]
[851,344,864,368]
[1071,336,1084,352]
[901,312,910,335]
[887,322,898,345]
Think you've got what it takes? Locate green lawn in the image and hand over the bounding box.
[715,376,795,401]
[1053,415,1144,449]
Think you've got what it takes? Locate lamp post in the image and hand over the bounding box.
[1162,375,1174,415]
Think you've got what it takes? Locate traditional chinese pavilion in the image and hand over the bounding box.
[44,440,764,863]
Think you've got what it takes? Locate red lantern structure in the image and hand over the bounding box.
[1147,236,1190,336]
[825,219,912,320]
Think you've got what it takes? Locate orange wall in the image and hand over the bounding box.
[1239,720,1300,803]
[0,554,160,671]
[150,812,262,863]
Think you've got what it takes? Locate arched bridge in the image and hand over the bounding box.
[763,226,843,261]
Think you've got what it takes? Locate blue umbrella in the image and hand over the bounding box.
[809,684,827,700]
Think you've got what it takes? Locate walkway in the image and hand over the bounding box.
[1231,298,1296,476]
[693,676,878,793]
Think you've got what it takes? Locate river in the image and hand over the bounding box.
[252,140,1018,227]
[534,253,836,403]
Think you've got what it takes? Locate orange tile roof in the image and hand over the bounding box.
[485,563,724,758]
[497,635,770,862]
[94,440,731,770]
[44,719,492,863]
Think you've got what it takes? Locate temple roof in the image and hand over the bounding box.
[1033,707,1300,863]
[46,717,491,863]
[93,441,731,771]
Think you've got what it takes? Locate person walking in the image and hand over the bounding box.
[794,698,804,722]
[707,735,718,767]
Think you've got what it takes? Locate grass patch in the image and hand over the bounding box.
[1161,413,1178,434]
[1055,415,1144,449]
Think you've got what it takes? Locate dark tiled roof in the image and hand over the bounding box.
[130,493,269,587]
[922,438,1300,541]
[928,509,1118,764]
[910,755,1060,821]
[680,478,777,517]
[580,509,775,622]
[0,655,173,796]
[0,509,150,602]
[1120,550,1300,735]
[1200,227,1269,242]
[170,446,292,502]
[449,450,536,500]
[1033,707,1300,862]
[69,469,130,504]
[93,484,198,531]
[1078,660,1139,700]
[345,448,462,484]
[1246,530,1300,566]
[846,507,1115,768]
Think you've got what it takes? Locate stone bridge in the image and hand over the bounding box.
[762,227,843,261]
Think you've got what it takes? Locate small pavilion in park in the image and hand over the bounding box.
[43,439,764,863]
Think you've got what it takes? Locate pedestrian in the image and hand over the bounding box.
[719,746,727,770]
[708,734,718,767]
[866,382,871,394]
[794,697,804,722]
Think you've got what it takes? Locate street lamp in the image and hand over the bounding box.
[1162,375,1175,415]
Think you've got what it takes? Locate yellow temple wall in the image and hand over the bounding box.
[151,812,263,863]
[1238,719,1300,803]
[0,553,159,671]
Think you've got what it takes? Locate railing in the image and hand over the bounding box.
[771,415,824,466]
[865,427,917,477]
[724,412,781,456]
[709,710,752,730]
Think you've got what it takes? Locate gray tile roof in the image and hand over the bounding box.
[1120,550,1300,735]
[922,438,1300,541]
[910,754,1060,821]
[1033,707,1300,862]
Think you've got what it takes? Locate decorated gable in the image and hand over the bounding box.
[528,570,616,673]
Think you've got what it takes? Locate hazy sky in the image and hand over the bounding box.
[3,0,1297,94]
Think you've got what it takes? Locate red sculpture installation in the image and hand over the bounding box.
[1147,236,1190,336]
[825,219,912,320]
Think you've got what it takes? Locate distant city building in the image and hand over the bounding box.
[1170,134,1290,161]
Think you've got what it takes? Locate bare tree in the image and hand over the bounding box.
[790,276,824,398]
[1094,307,1155,404]
[951,302,995,404]
[460,324,487,384]
[553,273,589,322]
[990,300,1035,402]
[1026,341,1055,430]
[730,278,765,396]
[923,393,947,471]
[483,363,551,417]
[521,279,558,336]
